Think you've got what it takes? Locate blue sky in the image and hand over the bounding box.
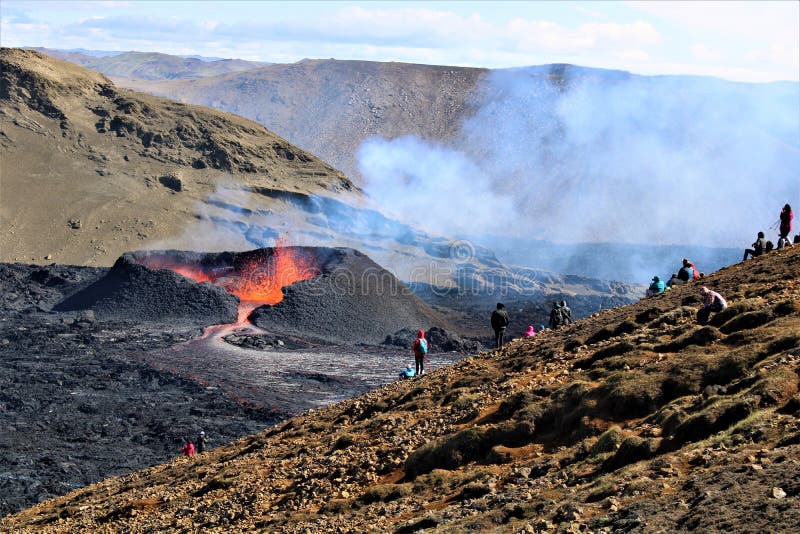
[1,1,797,82]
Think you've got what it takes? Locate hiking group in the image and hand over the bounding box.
[648,258,700,297]
[548,300,572,330]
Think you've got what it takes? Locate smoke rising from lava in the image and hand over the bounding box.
[357,67,800,251]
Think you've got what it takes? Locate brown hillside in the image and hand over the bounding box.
[0,48,355,267]
[115,59,488,182]
[4,245,798,532]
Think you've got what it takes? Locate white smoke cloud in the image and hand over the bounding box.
[356,136,516,236]
[357,67,800,252]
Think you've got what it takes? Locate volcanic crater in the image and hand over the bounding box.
[55,245,451,344]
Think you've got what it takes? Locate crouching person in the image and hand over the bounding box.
[399,364,415,380]
[697,286,727,324]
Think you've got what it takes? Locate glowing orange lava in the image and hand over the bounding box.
[138,243,318,324]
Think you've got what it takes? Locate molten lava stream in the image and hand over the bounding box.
[237,301,263,325]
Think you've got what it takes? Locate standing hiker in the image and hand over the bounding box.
[549,301,562,329]
[491,303,510,348]
[560,300,573,325]
[412,330,428,376]
[778,204,793,249]
[196,431,207,454]
[697,286,727,325]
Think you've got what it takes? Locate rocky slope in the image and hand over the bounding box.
[0,47,355,267]
[4,245,798,532]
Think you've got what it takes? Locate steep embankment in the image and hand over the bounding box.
[0,48,355,266]
[4,246,798,532]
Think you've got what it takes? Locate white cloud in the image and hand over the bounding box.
[621,49,650,61]
[628,0,798,42]
[691,43,722,62]
[505,19,661,55]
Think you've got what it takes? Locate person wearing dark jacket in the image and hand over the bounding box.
[779,204,793,241]
[667,273,684,288]
[560,300,572,325]
[549,301,562,329]
[743,232,768,261]
[490,303,510,348]
[196,431,207,454]
[678,259,694,282]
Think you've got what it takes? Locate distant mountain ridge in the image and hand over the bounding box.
[29,47,267,80]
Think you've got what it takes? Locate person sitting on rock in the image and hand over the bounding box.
[678,259,694,282]
[523,325,536,338]
[743,232,768,260]
[646,276,666,297]
[412,330,428,376]
[697,286,727,324]
[181,438,195,457]
[667,272,684,288]
[399,364,415,380]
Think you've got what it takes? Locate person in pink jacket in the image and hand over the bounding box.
[523,325,536,338]
[697,286,727,324]
[181,438,195,457]
[778,204,793,249]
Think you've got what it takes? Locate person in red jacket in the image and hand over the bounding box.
[412,330,428,377]
[181,438,195,457]
[778,204,793,249]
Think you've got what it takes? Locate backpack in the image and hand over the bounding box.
[416,338,428,355]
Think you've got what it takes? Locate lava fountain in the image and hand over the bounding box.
[137,242,320,326]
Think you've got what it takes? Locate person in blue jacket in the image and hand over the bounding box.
[399,364,415,380]
[646,276,666,297]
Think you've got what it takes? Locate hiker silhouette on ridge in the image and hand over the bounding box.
[412,330,428,376]
[777,204,793,249]
[491,303,510,348]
